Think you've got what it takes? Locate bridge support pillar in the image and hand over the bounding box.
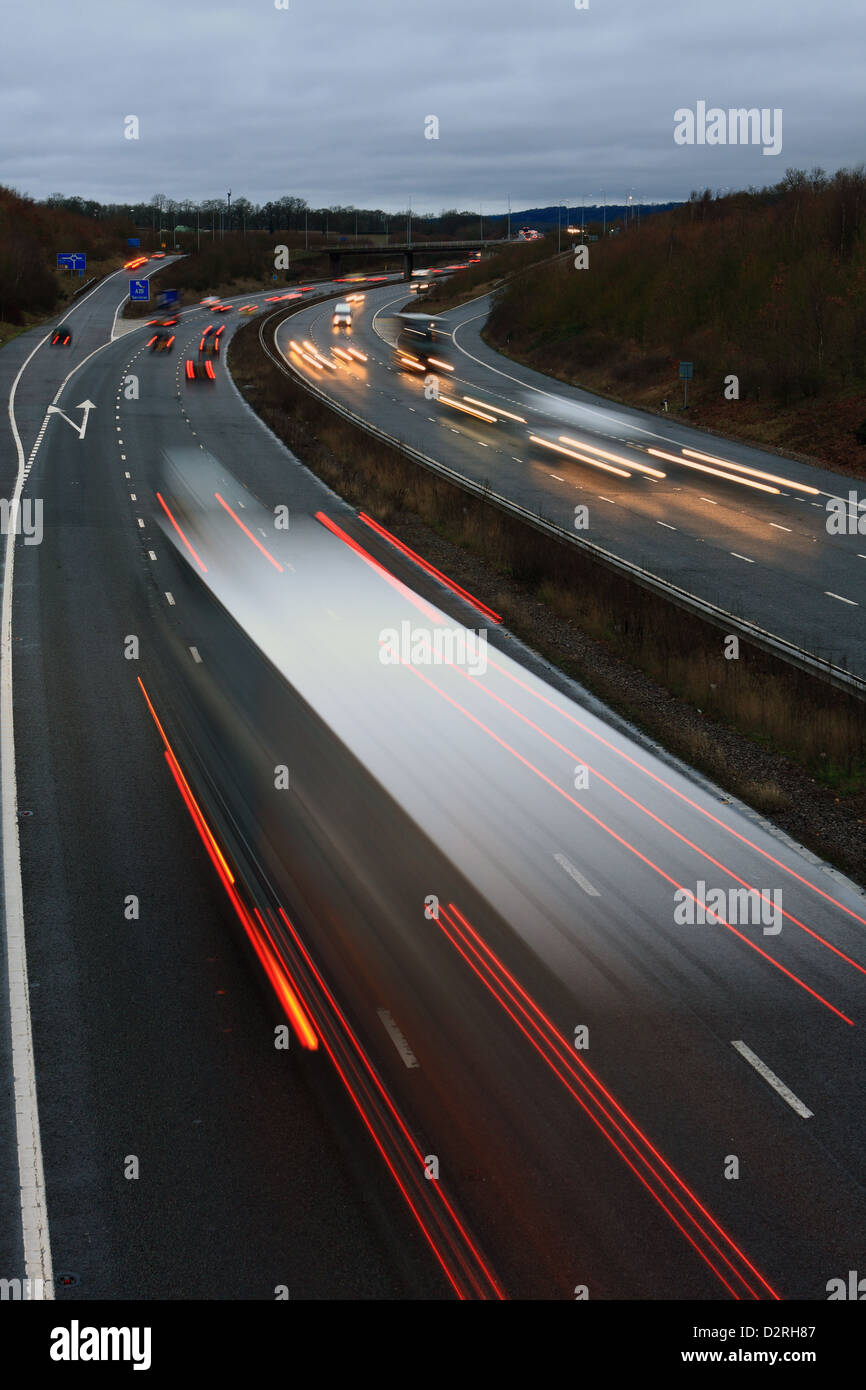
[403,250,414,278]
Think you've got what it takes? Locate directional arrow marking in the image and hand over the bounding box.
[46,400,96,440]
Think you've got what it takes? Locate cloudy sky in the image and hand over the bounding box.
[2,0,863,212]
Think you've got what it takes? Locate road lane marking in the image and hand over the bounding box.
[165,592,175,606]
[657,521,676,530]
[377,1008,419,1068]
[549,473,565,481]
[4,331,56,1298]
[190,646,202,663]
[554,853,600,897]
[730,552,754,563]
[731,1041,813,1118]
[769,523,791,531]
[825,592,858,606]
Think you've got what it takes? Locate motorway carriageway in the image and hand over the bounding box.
[1,260,865,1299]
[275,283,866,679]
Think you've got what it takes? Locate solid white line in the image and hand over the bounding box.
[3,334,55,1298]
[731,1041,813,1118]
[377,1008,419,1068]
[825,592,858,606]
[554,853,600,897]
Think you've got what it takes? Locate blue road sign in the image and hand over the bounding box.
[157,289,179,306]
[128,237,141,247]
[678,361,694,379]
[129,279,150,302]
[57,253,73,268]
[69,253,85,270]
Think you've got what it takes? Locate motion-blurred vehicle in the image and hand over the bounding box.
[152,252,166,259]
[148,325,175,352]
[392,316,454,374]
[185,358,216,381]
[211,303,232,313]
[51,325,72,346]
[200,325,225,356]
[332,301,352,329]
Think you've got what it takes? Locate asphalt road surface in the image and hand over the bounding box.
[2,261,866,1300]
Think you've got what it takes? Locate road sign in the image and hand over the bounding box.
[129,279,149,302]
[158,289,179,306]
[128,237,141,247]
[679,361,693,408]
[57,252,86,270]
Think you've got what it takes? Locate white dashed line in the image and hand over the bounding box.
[825,592,858,606]
[656,521,676,530]
[377,1008,419,1068]
[554,853,600,897]
[189,646,202,663]
[769,523,791,531]
[549,473,565,482]
[598,496,615,504]
[137,518,145,529]
[148,550,157,561]
[165,592,175,606]
[732,1041,813,1119]
[730,552,754,563]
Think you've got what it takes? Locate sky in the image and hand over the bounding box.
[2,0,864,213]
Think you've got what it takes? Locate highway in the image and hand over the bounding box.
[275,282,866,679]
[2,258,866,1300]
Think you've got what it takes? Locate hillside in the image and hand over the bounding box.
[0,185,133,338]
[483,169,866,476]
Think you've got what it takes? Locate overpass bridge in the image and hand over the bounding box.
[326,239,499,278]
